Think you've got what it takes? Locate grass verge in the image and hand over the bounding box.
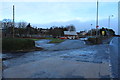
[48,38,65,43]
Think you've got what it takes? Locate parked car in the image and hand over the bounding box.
[59,37,67,39]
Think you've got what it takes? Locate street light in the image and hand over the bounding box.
[108,15,114,29]
[108,15,113,36]
[91,24,93,36]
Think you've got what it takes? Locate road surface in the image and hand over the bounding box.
[2,39,112,78]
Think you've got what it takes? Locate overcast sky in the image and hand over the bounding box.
[1,1,118,34]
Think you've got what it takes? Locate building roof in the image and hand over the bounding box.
[64,31,77,35]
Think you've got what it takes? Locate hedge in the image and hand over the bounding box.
[2,38,35,51]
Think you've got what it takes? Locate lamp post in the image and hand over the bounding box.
[91,24,93,36]
[108,15,114,29]
[108,15,113,36]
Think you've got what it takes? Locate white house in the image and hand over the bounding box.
[64,31,77,39]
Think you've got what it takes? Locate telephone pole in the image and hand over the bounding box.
[96,0,99,36]
[91,24,93,36]
[13,5,15,38]
[108,15,113,29]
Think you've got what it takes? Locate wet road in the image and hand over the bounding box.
[2,39,111,78]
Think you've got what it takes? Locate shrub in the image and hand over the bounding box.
[2,38,35,51]
[88,37,102,44]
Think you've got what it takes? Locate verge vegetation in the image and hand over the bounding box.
[47,38,65,43]
[2,38,42,52]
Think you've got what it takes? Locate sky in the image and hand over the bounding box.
[1,1,118,34]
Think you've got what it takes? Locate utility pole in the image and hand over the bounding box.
[96,0,99,36]
[91,24,93,36]
[108,16,110,29]
[13,5,15,38]
[108,15,113,36]
[108,15,113,29]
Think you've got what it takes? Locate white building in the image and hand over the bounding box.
[64,31,77,39]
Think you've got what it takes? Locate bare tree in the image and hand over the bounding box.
[66,25,76,31]
[2,19,13,28]
[2,19,13,37]
[17,21,27,37]
[17,21,27,28]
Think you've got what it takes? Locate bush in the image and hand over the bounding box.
[88,37,102,44]
[2,38,35,51]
